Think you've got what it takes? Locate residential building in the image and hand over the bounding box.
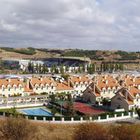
[82,75,120,104]
[0,78,24,97]
[69,75,93,97]
[111,86,140,111]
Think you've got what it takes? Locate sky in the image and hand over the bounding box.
[0,0,140,51]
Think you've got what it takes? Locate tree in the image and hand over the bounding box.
[102,98,110,106]
[110,63,114,72]
[81,64,85,72]
[51,107,57,116]
[87,64,95,74]
[60,65,64,74]
[49,94,56,103]
[38,64,42,74]
[42,64,46,74]
[54,68,59,74]
[115,63,119,71]
[78,66,81,73]
[51,65,56,73]
[61,74,70,81]
[35,63,39,73]
[28,62,34,73]
[65,65,69,72]
[119,63,124,71]
[9,107,21,118]
[66,94,75,116]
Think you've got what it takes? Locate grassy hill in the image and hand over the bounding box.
[0,47,140,61]
[0,47,62,60]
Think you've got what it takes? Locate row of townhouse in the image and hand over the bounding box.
[82,74,140,111]
[27,75,92,97]
[0,78,25,97]
[0,75,93,98]
[111,75,140,111]
[83,75,120,104]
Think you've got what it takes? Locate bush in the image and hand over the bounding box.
[0,117,38,140]
[74,123,110,140]
[74,123,140,140]
[110,124,140,140]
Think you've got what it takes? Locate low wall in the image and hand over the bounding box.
[1,111,138,123]
[24,112,138,123]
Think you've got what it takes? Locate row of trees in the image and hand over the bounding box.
[101,62,124,72]
[27,62,124,74]
[27,62,87,74]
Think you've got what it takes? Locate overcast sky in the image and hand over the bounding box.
[0,0,140,51]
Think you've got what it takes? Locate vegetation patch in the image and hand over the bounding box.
[0,47,36,55]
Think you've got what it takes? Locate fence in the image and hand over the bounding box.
[1,111,138,123]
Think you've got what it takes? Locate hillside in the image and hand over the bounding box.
[0,47,140,62]
[0,47,62,60]
[0,117,140,140]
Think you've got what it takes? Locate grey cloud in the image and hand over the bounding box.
[0,0,140,51]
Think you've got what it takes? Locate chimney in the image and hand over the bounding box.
[40,78,43,81]
[138,85,140,90]
[68,78,71,87]
[79,76,81,80]
[8,79,11,83]
[133,77,136,83]
[96,80,98,85]
[128,86,131,91]
[26,78,30,89]
[104,75,107,80]
[105,80,108,85]
[126,75,129,78]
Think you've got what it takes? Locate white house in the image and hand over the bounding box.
[111,86,140,111]
[82,75,120,104]
[69,75,93,97]
[0,78,24,97]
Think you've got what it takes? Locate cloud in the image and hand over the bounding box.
[0,0,139,51]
